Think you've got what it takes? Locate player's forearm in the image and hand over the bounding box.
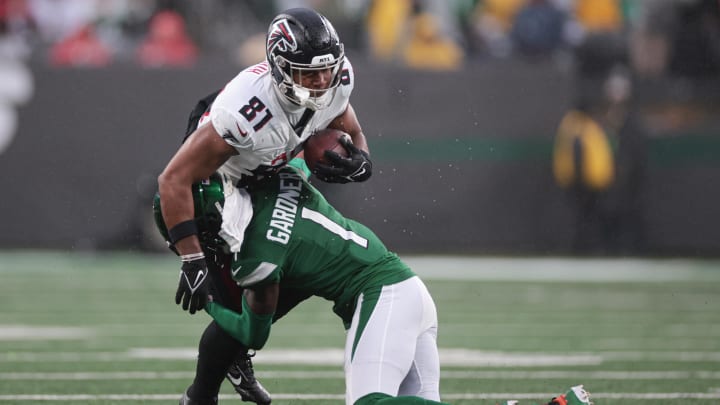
[205,297,274,350]
[349,131,368,154]
[157,173,202,254]
[329,103,368,153]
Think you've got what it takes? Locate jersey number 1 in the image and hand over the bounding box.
[301,208,368,248]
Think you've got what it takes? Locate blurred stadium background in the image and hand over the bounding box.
[1,0,720,403]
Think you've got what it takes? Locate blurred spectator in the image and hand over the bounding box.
[171,1,272,58]
[49,23,112,67]
[628,0,673,77]
[574,31,627,77]
[467,0,526,58]
[92,0,155,59]
[574,0,623,34]
[135,9,196,68]
[510,0,566,58]
[553,106,615,195]
[418,0,465,47]
[233,31,266,68]
[366,0,463,70]
[403,11,463,70]
[28,0,96,44]
[366,0,413,62]
[667,0,720,78]
[601,65,648,254]
[565,0,626,68]
[0,56,32,154]
[553,100,615,254]
[1,0,33,51]
[554,28,650,257]
[479,0,527,32]
[1,0,34,155]
[553,15,635,254]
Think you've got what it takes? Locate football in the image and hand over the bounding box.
[303,128,350,171]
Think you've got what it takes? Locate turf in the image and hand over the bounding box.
[1,251,719,404]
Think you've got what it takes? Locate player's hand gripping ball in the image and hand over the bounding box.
[305,128,372,183]
[303,128,351,172]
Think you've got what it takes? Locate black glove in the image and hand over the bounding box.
[175,257,209,314]
[313,136,372,183]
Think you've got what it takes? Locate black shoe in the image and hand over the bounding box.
[179,389,218,405]
[226,351,272,404]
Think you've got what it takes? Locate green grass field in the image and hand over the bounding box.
[1,251,719,404]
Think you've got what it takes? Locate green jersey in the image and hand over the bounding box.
[231,166,414,325]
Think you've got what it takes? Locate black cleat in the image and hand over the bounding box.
[226,351,272,404]
[179,389,217,405]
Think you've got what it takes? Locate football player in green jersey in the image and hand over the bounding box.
[156,161,448,405]
[205,163,448,405]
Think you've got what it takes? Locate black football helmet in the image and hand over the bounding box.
[266,8,345,110]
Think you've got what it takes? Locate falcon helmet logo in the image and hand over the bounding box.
[267,19,297,54]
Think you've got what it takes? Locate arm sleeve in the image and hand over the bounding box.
[205,296,274,350]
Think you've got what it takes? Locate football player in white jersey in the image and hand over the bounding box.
[156,8,372,405]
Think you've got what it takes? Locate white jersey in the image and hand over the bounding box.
[197,58,354,184]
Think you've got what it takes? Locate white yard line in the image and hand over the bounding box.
[402,256,720,282]
[1,370,720,380]
[0,325,93,340]
[1,392,720,401]
[2,348,720,365]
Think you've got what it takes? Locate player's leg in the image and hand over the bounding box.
[184,320,244,402]
[398,278,440,399]
[345,277,443,404]
[225,350,271,405]
[182,253,270,404]
[397,329,440,399]
[179,389,217,405]
[223,284,308,404]
[180,326,270,405]
[209,253,271,404]
[345,283,414,403]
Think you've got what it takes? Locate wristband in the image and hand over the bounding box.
[180,252,205,262]
[168,219,198,244]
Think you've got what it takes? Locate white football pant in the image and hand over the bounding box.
[344,276,440,404]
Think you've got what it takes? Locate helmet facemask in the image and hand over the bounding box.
[273,49,344,110]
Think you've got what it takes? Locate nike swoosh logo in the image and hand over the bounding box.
[232,266,242,277]
[227,373,243,386]
[193,270,205,286]
[346,166,366,182]
[235,122,248,137]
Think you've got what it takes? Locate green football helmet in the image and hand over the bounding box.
[152,173,226,252]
